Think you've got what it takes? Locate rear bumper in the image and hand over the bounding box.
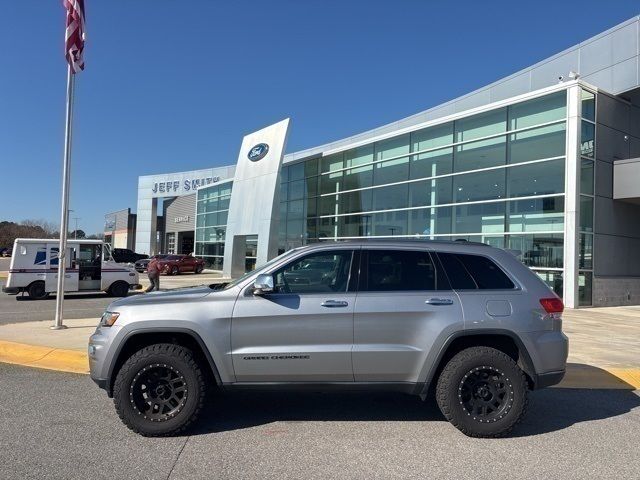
[2,286,19,295]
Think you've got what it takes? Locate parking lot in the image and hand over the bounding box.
[1,362,639,479]
[0,272,224,325]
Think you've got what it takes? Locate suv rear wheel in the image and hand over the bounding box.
[436,346,528,438]
[113,344,206,436]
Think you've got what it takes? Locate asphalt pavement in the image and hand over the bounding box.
[1,363,639,480]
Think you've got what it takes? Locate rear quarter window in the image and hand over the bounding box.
[438,252,515,290]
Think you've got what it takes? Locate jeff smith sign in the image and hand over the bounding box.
[151,176,220,194]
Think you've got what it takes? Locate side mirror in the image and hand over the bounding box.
[253,273,274,295]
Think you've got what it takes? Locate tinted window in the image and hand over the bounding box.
[362,250,439,292]
[439,252,514,290]
[273,250,353,294]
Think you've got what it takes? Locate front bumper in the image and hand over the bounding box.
[2,286,19,295]
[88,324,122,397]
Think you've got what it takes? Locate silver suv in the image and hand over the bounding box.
[89,240,568,438]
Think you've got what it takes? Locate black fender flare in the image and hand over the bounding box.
[419,328,539,395]
[105,327,223,396]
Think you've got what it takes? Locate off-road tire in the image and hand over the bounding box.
[436,346,528,438]
[28,281,49,300]
[108,281,129,298]
[113,344,206,436]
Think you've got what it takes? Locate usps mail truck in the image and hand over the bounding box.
[2,239,140,299]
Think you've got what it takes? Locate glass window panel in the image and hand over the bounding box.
[200,227,227,243]
[578,271,593,306]
[287,200,304,220]
[288,162,304,182]
[273,250,353,294]
[581,89,595,121]
[305,197,318,218]
[373,157,409,185]
[304,158,319,177]
[454,202,505,234]
[455,108,506,142]
[409,207,452,235]
[286,219,304,241]
[410,147,453,180]
[579,233,593,270]
[280,166,289,184]
[534,270,563,298]
[409,177,453,207]
[320,152,344,173]
[279,202,287,225]
[580,159,594,195]
[508,197,564,232]
[280,183,289,202]
[217,210,228,226]
[320,171,343,194]
[363,250,437,292]
[508,233,564,268]
[509,123,566,164]
[218,195,230,211]
[345,144,373,167]
[411,122,453,151]
[288,179,305,201]
[339,215,371,237]
[372,210,408,236]
[375,134,410,160]
[305,176,318,197]
[318,217,338,239]
[344,165,373,190]
[340,189,372,214]
[509,92,567,130]
[454,136,506,172]
[305,218,318,240]
[581,121,595,158]
[372,184,409,210]
[319,195,339,216]
[580,195,594,232]
[507,159,565,198]
[453,169,506,202]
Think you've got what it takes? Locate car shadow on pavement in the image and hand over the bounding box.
[190,383,640,438]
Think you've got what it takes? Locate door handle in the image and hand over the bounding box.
[321,300,349,308]
[425,298,454,306]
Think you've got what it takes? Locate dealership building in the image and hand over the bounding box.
[107,16,640,308]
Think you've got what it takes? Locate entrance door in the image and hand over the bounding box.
[44,245,78,292]
[231,248,357,382]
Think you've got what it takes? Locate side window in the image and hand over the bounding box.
[272,250,353,294]
[362,249,439,292]
[439,252,514,290]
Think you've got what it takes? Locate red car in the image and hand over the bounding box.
[157,254,206,275]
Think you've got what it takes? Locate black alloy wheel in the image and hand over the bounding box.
[129,364,188,422]
[458,366,513,422]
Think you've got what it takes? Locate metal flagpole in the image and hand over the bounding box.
[52,64,75,330]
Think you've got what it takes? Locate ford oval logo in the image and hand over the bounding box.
[248,143,269,162]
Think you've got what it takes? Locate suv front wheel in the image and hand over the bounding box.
[113,344,206,436]
[436,346,528,438]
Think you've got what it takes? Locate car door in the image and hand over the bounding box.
[231,248,358,382]
[352,248,463,383]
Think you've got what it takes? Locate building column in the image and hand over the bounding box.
[134,197,157,255]
[563,84,581,308]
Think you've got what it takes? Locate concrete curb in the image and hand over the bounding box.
[0,339,638,389]
[0,340,87,374]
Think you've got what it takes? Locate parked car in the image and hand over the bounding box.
[156,254,206,275]
[89,240,567,438]
[134,254,168,273]
[111,248,148,264]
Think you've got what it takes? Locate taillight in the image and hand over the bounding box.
[540,297,564,314]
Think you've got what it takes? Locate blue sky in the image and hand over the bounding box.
[1,1,638,235]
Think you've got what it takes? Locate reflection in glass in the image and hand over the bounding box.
[372,210,408,236]
[509,92,566,130]
[535,270,563,298]
[409,177,453,208]
[455,136,506,172]
[581,121,595,158]
[578,271,593,306]
[454,169,505,202]
[507,159,565,197]
[374,157,409,185]
[411,122,453,151]
[508,197,564,232]
[580,195,594,232]
[455,108,507,142]
[409,207,452,236]
[579,233,593,270]
[581,90,595,121]
[409,147,453,180]
[454,202,505,234]
[580,159,594,195]
[508,234,564,268]
[375,134,410,160]
[509,123,566,164]
[372,183,409,210]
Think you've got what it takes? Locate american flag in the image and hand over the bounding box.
[63,0,86,73]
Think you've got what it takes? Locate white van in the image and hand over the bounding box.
[2,238,140,299]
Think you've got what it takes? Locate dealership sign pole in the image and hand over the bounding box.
[53,0,86,330]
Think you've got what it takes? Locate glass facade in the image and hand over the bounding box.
[279,91,568,293]
[194,182,232,270]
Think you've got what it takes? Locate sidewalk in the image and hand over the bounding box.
[0,307,638,389]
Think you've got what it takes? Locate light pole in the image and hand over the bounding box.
[73,217,81,239]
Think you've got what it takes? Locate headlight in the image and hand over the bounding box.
[100,311,120,327]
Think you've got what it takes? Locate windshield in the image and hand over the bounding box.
[221,248,301,290]
[102,243,114,262]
